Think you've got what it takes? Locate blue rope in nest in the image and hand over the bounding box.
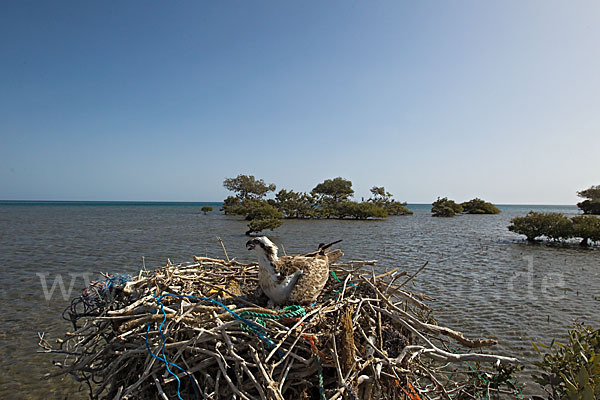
[145,293,279,400]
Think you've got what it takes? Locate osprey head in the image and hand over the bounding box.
[246,236,278,255]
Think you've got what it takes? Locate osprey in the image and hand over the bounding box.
[246,237,342,306]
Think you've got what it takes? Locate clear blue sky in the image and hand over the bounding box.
[1,1,598,204]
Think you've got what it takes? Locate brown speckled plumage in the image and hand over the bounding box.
[273,254,330,304]
[247,237,343,305]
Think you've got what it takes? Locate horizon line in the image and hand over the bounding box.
[0,199,579,207]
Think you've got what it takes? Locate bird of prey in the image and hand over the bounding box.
[246,237,342,306]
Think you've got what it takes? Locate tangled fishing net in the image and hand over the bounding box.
[40,247,523,399]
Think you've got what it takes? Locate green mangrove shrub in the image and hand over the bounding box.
[508,212,572,242]
[577,185,600,215]
[243,199,283,235]
[222,196,244,215]
[532,323,600,400]
[222,175,412,234]
[339,201,388,220]
[385,201,413,215]
[509,212,548,241]
[461,198,501,214]
[572,215,600,246]
[368,186,413,215]
[245,218,283,236]
[509,212,600,245]
[200,206,213,215]
[432,197,501,217]
[546,215,574,242]
[431,197,463,217]
[275,189,317,219]
[223,174,276,200]
[220,175,280,235]
[310,177,355,218]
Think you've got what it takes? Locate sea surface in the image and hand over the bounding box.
[0,202,598,399]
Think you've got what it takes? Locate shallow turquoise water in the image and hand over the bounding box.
[0,202,597,398]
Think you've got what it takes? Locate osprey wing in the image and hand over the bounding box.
[273,256,303,278]
[287,256,330,305]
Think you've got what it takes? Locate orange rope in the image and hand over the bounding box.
[303,334,329,360]
[408,383,422,400]
[395,379,422,400]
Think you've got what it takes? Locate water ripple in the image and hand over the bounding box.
[0,204,598,398]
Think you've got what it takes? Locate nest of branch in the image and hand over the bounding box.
[40,251,522,400]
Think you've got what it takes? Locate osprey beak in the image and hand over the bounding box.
[246,240,256,250]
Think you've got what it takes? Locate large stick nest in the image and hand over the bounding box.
[40,251,521,399]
